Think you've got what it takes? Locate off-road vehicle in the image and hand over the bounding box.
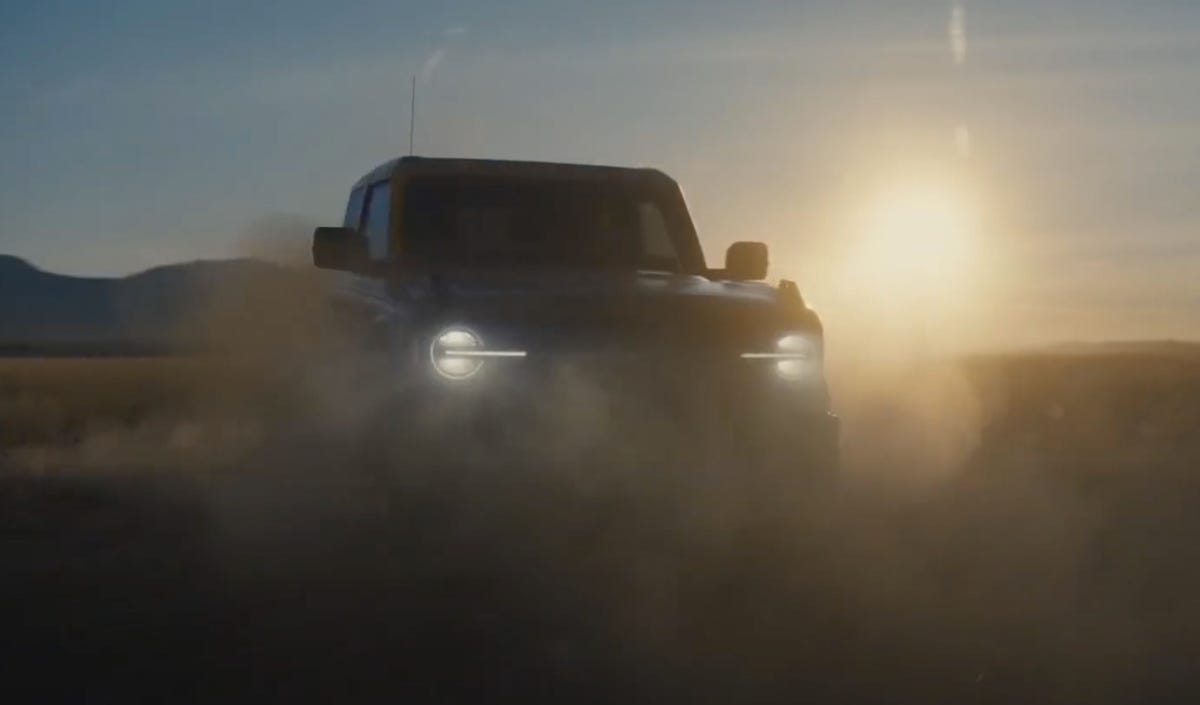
[312,157,837,472]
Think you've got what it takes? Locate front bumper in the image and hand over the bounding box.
[383,352,839,471]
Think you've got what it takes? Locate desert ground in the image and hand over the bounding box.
[2,347,1200,703]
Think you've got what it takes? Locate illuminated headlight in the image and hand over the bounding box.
[429,326,526,381]
[741,333,821,381]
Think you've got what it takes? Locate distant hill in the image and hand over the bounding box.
[0,255,295,355]
[1041,340,1200,358]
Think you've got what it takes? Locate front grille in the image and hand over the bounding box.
[518,349,744,394]
[469,348,821,429]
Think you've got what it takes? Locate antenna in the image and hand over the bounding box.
[408,74,416,155]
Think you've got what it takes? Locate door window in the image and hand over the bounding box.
[343,187,366,229]
[362,182,391,261]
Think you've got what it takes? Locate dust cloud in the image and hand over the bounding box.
[5,245,1199,704]
[207,278,1154,703]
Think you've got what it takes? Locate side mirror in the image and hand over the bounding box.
[724,241,769,280]
[312,227,368,272]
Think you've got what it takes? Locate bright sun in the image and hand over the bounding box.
[846,181,979,302]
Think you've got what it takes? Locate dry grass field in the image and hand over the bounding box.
[5,347,1196,454]
[2,347,1200,703]
[0,357,242,447]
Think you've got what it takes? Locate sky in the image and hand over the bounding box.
[2,0,1198,345]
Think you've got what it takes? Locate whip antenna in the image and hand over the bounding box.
[408,74,416,155]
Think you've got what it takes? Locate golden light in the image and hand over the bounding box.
[845,180,980,303]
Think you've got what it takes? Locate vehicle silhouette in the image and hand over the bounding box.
[313,157,838,474]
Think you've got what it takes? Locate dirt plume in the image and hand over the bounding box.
[4,264,1200,703]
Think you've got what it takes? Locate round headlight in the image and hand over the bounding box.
[430,327,485,380]
[774,333,818,381]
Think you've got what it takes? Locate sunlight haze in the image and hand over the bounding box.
[2,0,1197,346]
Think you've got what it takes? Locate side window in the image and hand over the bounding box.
[362,181,392,261]
[343,187,366,229]
[637,201,679,271]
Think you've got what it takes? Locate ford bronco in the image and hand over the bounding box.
[312,157,837,473]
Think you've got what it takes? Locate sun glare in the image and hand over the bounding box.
[846,181,979,302]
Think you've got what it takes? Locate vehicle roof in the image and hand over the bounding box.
[351,156,674,190]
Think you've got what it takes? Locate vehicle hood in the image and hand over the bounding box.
[407,269,817,350]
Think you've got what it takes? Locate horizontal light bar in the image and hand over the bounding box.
[442,350,528,358]
[740,352,812,360]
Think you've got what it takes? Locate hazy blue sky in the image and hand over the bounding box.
[2,1,1198,342]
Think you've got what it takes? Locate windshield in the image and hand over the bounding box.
[403,176,688,272]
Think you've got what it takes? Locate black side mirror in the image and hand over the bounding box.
[312,227,368,271]
[725,241,769,280]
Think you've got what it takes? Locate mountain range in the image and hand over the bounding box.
[0,255,292,355]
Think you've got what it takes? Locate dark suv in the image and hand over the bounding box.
[313,157,837,472]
